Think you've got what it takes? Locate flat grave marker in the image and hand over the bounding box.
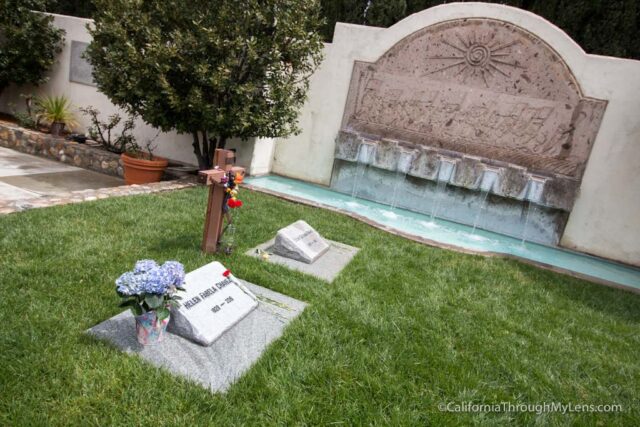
[169,261,258,346]
[249,220,359,282]
[88,263,307,393]
[273,220,330,264]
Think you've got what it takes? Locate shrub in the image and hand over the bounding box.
[85,0,324,169]
[80,106,136,154]
[0,0,65,97]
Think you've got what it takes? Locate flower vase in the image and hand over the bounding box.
[135,311,170,345]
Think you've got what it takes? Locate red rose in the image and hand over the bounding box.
[227,198,243,208]
[222,269,231,277]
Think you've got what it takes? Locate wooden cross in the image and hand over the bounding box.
[198,149,245,253]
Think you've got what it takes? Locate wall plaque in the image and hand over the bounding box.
[69,41,96,86]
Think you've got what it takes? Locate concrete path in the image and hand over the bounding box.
[0,147,123,204]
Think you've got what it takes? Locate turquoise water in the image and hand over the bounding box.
[245,175,640,290]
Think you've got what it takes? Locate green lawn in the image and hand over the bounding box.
[0,186,638,426]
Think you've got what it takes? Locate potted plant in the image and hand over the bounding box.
[80,106,169,184]
[121,135,169,185]
[35,95,78,136]
[80,106,136,153]
[116,260,185,345]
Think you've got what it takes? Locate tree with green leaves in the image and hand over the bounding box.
[322,0,639,60]
[319,0,368,40]
[45,0,95,18]
[365,0,407,28]
[0,0,65,97]
[86,0,324,170]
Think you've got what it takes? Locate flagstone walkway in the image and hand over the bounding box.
[0,147,197,214]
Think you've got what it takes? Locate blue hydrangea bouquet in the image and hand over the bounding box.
[116,260,186,345]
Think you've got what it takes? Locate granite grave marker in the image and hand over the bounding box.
[168,261,258,346]
[272,220,330,264]
[88,275,307,392]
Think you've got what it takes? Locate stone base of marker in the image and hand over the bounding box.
[248,239,359,282]
[87,270,306,393]
[272,220,330,264]
[253,220,359,281]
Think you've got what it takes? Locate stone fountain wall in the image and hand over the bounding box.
[273,3,640,264]
[331,130,569,244]
[329,18,607,245]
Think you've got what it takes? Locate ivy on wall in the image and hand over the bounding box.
[45,0,639,60]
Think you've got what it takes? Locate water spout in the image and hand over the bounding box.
[429,157,456,219]
[396,150,415,174]
[351,143,376,198]
[471,189,490,234]
[479,168,499,193]
[521,176,547,243]
[521,202,535,244]
[471,168,500,234]
[390,151,414,209]
[524,176,547,204]
[436,157,456,182]
[357,142,376,164]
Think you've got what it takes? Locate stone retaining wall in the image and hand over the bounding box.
[0,120,123,177]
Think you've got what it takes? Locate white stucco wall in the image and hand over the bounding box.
[0,13,276,173]
[0,14,198,165]
[559,56,640,264]
[225,137,275,176]
[272,2,640,266]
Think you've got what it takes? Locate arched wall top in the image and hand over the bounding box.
[338,11,607,180]
[387,3,587,54]
[333,2,596,90]
[373,18,583,100]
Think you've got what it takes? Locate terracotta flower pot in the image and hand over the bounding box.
[135,310,170,345]
[121,152,169,185]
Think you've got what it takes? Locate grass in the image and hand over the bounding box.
[0,186,638,426]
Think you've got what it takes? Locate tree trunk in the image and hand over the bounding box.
[191,131,229,170]
[192,131,208,170]
[205,131,216,167]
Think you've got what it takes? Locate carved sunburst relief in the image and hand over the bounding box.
[427,33,523,87]
[341,18,607,179]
